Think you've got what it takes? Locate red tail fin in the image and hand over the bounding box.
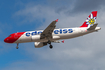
[80,11,97,27]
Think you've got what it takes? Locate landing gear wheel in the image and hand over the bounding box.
[16,46,19,49]
[47,40,53,49]
[49,45,53,49]
[16,43,19,49]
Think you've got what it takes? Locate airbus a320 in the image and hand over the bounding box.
[4,11,101,49]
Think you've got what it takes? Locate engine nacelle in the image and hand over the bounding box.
[34,42,47,48]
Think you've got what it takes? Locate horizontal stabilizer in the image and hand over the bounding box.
[52,40,64,43]
[87,23,98,30]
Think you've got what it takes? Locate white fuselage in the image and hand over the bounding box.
[14,27,101,43]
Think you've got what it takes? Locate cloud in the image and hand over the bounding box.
[71,0,105,13]
[47,0,105,15]
[13,4,89,29]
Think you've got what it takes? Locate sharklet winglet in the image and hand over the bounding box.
[55,19,58,22]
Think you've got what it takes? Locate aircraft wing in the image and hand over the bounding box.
[40,19,58,39]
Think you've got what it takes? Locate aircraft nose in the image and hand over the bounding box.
[4,38,9,43]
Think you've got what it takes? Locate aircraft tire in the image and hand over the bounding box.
[49,45,53,49]
[16,46,19,49]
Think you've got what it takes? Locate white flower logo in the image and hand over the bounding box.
[85,13,96,27]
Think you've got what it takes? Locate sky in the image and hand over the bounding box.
[0,0,105,70]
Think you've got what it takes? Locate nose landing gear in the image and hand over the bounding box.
[16,43,19,49]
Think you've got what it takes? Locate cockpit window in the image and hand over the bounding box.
[8,35,11,37]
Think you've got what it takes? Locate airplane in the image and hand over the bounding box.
[4,11,101,49]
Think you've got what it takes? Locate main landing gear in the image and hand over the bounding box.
[48,40,53,49]
[49,45,53,49]
[16,43,19,49]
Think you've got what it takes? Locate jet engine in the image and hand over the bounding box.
[34,42,47,48]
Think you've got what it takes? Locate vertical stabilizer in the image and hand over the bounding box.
[80,11,97,28]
